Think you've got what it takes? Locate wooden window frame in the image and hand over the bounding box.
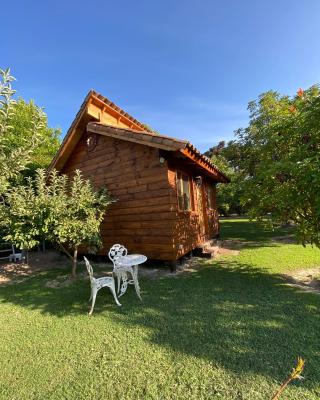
[206,184,215,210]
[176,170,193,212]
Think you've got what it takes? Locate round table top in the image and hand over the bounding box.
[116,254,147,267]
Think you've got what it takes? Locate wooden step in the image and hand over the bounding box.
[195,239,221,258]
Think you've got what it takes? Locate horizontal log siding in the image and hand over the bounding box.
[61,133,176,260]
[167,165,220,260]
[206,183,219,238]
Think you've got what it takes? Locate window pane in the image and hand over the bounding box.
[182,176,189,194]
[207,185,213,209]
[176,173,182,196]
[184,177,191,210]
[178,195,184,210]
[176,172,191,211]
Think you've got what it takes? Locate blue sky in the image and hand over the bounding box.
[2,1,320,151]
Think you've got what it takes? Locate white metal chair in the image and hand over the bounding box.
[83,256,121,315]
[108,244,145,300]
[9,246,22,262]
[0,243,22,262]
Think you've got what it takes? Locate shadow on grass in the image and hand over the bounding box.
[220,218,295,247]
[0,260,319,386]
[113,261,320,386]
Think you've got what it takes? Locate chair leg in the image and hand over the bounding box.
[131,266,142,301]
[109,280,121,307]
[119,273,129,298]
[117,274,121,295]
[89,287,98,316]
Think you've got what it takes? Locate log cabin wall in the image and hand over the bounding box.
[167,162,220,260]
[61,131,177,260]
[51,91,227,262]
[203,178,219,238]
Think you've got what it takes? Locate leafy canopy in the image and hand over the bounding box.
[236,86,320,246]
[8,98,60,174]
[1,169,113,276]
[0,68,60,193]
[206,141,246,215]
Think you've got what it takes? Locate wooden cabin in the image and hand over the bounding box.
[49,90,229,262]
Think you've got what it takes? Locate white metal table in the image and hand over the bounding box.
[114,254,147,300]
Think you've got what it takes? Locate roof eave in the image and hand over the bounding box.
[87,122,188,152]
[180,146,230,183]
[48,91,93,172]
[48,91,230,184]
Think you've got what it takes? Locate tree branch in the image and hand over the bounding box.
[55,242,73,261]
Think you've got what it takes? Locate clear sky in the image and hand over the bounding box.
[2,1,320,152]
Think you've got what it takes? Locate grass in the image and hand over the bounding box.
[0,218,319,399]
[220,217,294,242]
[221,218,320,273]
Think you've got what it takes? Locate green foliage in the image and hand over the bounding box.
[0,67,59,194]
[0,68,44,193]
[142,123,160,134]
[0,66,108,275]
[1,169,113,275]
[237,87,320,246]
[209,86,320,244]
[48,170,112,257]
[206,141,246,215]
[7,99,60,174]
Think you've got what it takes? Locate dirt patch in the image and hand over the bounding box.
[0,243,240,286]
[44,263,115,289]
[0,250,69,285]
[138,257,205,279]
[218,239,257,250]
[209,245,240,258]
[0,263,33,284]
[282,267,320,294]
[44,271,89,289]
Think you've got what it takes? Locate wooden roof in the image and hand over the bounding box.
[49,90,229,183]
[87,123,229,183]
[89,90,150,132]
[87,122,187,151]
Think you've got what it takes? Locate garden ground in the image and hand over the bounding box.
[0,218,320,399]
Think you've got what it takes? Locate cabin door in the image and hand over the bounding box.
[195,182,207,240]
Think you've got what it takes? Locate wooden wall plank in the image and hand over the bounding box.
[61,115,221,262]
[62,130,176,260]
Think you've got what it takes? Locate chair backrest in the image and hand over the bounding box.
[83,256,95,283]
[108,244,127,266]
[0,243,14,260]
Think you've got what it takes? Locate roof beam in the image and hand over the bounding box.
[180,148,229,183]
[87,123,183,151]
[90,95,144,131]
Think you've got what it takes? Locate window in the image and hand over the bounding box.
[176,171,192,211]
[207,185,214,209]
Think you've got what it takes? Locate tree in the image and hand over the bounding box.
[7,98,60,174]
[1,169,113,277]
[0,68,45,194]
[236,86,320,246]
[206,141,246,215]
[142,123,160,135]
[49,170,113,277]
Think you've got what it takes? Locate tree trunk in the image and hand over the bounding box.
[71,247,78,278]
[25,250,29,265]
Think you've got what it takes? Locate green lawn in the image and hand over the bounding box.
[0,219,320,399]
[221,218,320,274]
